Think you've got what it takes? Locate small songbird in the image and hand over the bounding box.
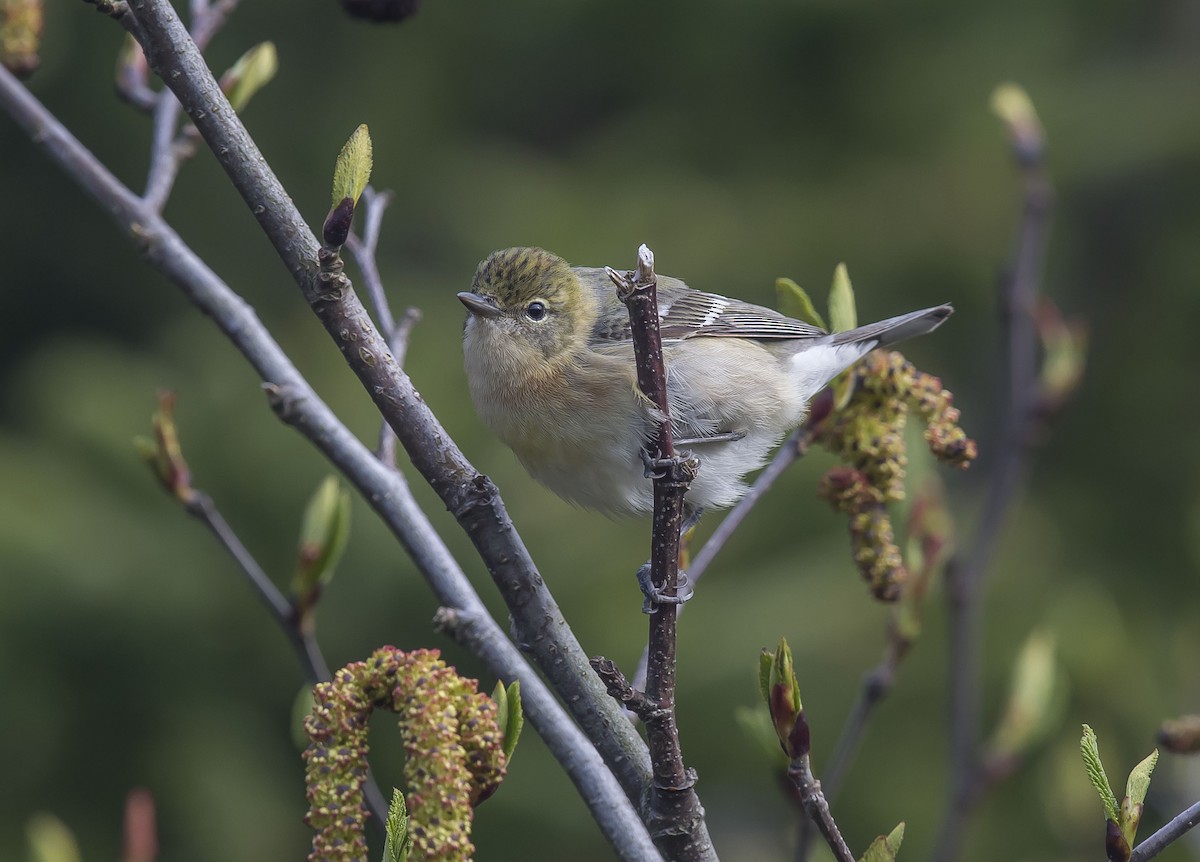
[459,247,951,518]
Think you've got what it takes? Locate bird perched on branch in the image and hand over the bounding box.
[459,246,951,518]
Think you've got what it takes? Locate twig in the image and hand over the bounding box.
[346,186,396,334]
[693,425,815,586]
[142,0,236,211]
[0,64,661,862]
[786,712,856,862]
[185,490,330,682]
[121,0,655,808]
[343,188,420,467]
[795,639,901,862]
[606,246,715,862]
[115,39,157,113]
[1129,799,1200,862]
[932,98,1053,862]
[177,489,391,826]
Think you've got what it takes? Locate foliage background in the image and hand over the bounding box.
[3,1,1199,860]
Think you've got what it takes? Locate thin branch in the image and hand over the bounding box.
[786,713,856,862]
[120,1,655,809]
[142,86,184,210]
[796,638,901,862]
[0,65,661,862]
[606,247,715,862]
[1129,799,1200,862]
[346,186,396,334]
[343,188,420,468]
[115,39,157,113]
[376,308,421,467]
[184,490,329,682]
[691,424,815,587]
[932,99,1054,862]
[142,0,236,211]
[178,489,392,826]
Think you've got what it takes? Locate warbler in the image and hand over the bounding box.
[459,247,951,518]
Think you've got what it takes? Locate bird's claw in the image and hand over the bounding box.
[639,447,698,480]
[637,563,695,614]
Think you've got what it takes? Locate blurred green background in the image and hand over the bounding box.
[3,0,1200,860]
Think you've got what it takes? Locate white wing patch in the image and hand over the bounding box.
[699,298,727,328]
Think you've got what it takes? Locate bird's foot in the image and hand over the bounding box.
[638,564,694,614]
[639,447,701,480]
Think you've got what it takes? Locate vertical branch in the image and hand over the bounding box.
[602,246,714,862]
[933,89,1053,862]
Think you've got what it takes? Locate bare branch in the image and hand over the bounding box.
[607,247,715,862]
[932,95,1054,862]
[121,0,654,806]
[343,187,417,468]
[786,735,856,862]
[141,0,236,211]
[346,186,396,334]
[691,424,814,587]
[0,64,661,862]
[186,489,329,681]
[174,488,392,826]
[1129,798,1200,862]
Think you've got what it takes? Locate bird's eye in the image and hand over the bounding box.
[525,301,547,321]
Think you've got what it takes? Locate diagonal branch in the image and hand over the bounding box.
[0,63,661,862]
[1129,798,1200,862]
[121,0,654,805]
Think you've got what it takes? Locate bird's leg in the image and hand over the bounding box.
[674,430,746,446]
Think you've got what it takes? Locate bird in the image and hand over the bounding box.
[459,246,951,521]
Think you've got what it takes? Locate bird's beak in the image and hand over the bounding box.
[457,291,503,319]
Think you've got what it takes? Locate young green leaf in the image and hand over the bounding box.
[986,629,1058,759]
[828,263,858,333]
[757,648,773,706]
[332,124,373,207]
[734,706,788,765]
[26,813,82,862]
[775,278,827,329]
[381,788,411,862]
[990,82,1044,153]
[1124,748,1158,810]
[292,476,352,601]
[859,822,905,862]
[1080,724,1119,822]
[1119,748,1159,846]
[500,680,523,761]
[222,42,278,113]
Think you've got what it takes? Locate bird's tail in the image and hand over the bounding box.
[788,304,953,400]
[830,304,953,350]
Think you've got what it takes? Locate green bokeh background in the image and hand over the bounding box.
[3,1,1199,860]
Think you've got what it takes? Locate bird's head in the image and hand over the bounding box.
[459,247,595,365]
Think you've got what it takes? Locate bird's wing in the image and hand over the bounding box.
[583,269,828,344]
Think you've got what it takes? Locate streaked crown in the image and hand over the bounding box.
[471,247,580,309]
